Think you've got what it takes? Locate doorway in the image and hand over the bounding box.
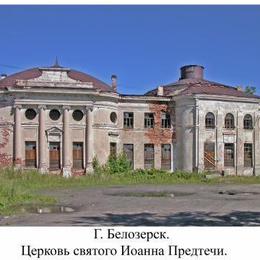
[49,142,60,170]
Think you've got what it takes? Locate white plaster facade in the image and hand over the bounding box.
[0,64,259,176]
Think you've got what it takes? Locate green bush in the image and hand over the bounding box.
[107,153,132,174]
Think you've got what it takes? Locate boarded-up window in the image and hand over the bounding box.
[204,142,215,169]
[123,144,134,168]
[124,112,134,128]
[144,144,154,169]
[161,112,171,128]
[144,113,154,128]
[49,142,60,170]
[110,142,117,157]
[244,143,253,167]
[73,142,83,169]
[224,143,234,167]
[25,141,36,168]
[161,144,171,170]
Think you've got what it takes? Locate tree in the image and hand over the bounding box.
[244,86,256,95]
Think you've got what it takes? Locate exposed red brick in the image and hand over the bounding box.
[145,103,175,145]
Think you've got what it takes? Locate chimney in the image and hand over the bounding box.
[180,65,204,80]
[111,74,117,92]
[157,86,164,96]
[0,74,7,80]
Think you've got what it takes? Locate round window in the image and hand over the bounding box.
[72,110,84,121]
[110,112,117,123]
[25,108,37,120]
[49,109,61,121]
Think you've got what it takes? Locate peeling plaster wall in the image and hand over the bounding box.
[175,97,196,172]
[0,97,14,167]
[198,98,260,176]
[93,102,119,165]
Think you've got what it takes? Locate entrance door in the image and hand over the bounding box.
[204,142,215,170]
[73,142,83,169]
[25,141,36,168]
[49,142,60,170]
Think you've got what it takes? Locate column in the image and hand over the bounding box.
[254,113,260,175]
[236,112,244,175]
[216,111,224,172]
[14,105,22,168]
[86,108,94,172]
[39,105,47,173]
[62,106,71,177]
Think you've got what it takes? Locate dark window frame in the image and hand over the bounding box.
[224,143,235,167]
[225,113,235,129]
[110,142,117,158]
[110,112,117,123]
[25,108,37,120]
[123,112,134,129]
[244,114,253,129]
[144,143,154,169]
[144,113,154,128]
[72,110,84,121]
[72,142,84,169]
[25,141,37,168]
[244,143,253,167]
[49,109,61,121]
[161,112,171,128]
[205,112,215,129]
[161,144,171,170]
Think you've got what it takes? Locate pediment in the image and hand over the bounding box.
[46,127,63,135]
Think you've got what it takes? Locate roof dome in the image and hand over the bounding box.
[0,65,114,92]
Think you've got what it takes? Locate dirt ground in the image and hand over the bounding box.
[1,184,260,226]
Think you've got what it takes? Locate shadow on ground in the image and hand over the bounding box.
[70,211,260,226]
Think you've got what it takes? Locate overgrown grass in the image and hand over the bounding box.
[1,156,260,216]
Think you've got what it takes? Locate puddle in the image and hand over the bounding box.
[17,205,75,214]
[107,191,194,198]
[218,191,260,196]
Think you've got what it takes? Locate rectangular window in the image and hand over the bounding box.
[244,143,253,167]
[124,112,134,128]
[161,112,171,128]
[110,142,117,157]
[25,141,36,168]
[224,143,234,167]
[144,144,154,169]
[144,113,154,128]
[123,144,134,168]
[161,144,171,170]
[73,142,83,169]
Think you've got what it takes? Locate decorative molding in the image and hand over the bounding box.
[108,131,119,137]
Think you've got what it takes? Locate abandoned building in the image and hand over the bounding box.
[0,63,259,177]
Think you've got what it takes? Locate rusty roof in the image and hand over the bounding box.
[0,67,113,92]
[145,78,259,99]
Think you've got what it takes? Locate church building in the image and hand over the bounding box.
[0,63,259,176]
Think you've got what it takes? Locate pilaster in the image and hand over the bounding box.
[62,106,72,177]
[14,105,22,168]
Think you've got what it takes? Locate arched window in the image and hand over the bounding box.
[244,114,253,129]
[225,113,235,129]
[205,112,215,129]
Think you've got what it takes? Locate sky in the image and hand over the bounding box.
[0,5,260,95]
